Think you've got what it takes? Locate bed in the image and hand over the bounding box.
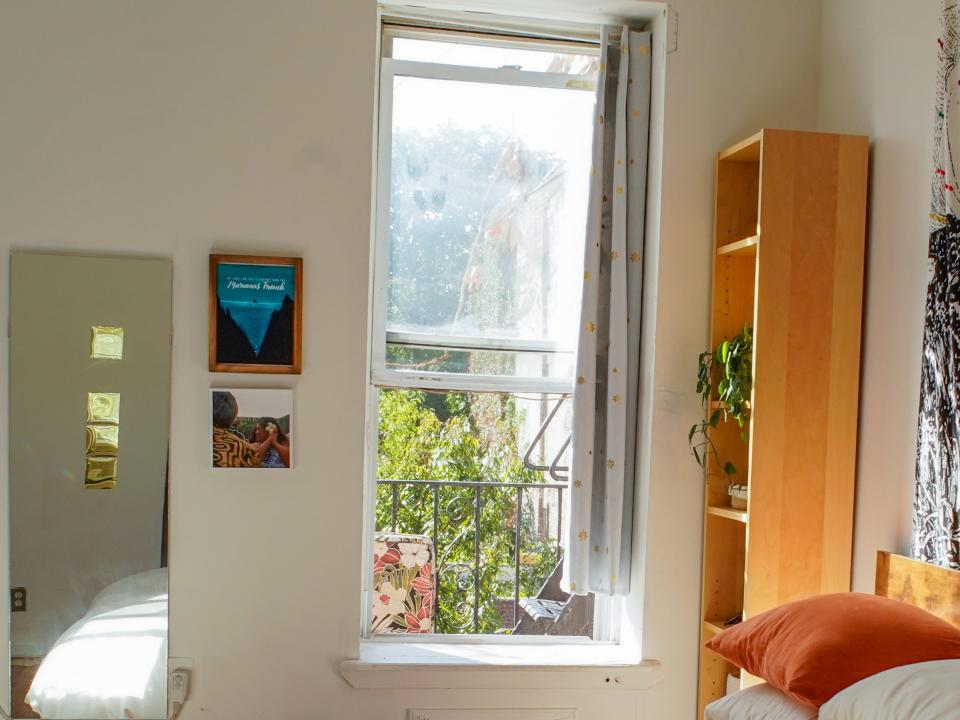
[26,568,168,720]
[704,552,960,720]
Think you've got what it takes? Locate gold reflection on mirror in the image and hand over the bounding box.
[87,392,120,424]
[85,457,118,489]
[90,326,124,359]
[85,424,119,456]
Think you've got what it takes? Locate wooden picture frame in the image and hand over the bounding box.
[209,254,302,374]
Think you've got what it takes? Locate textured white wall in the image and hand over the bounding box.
[0,1,825,717]
[817,0,940,592]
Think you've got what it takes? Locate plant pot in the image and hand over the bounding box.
[728,483,748,510]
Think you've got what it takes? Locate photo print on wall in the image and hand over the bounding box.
[211,388,293,469]
[209,254,302,373]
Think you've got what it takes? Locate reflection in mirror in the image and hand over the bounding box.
[9,253,172,719]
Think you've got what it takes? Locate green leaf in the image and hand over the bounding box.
[724,461,737,477]
[688,424,697,443]
[709,410,722,427]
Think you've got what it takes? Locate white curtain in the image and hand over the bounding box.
[563,26,650,597]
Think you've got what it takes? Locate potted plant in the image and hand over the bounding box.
[688,325,753,498]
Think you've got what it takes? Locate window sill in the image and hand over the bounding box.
[339,641,662,690]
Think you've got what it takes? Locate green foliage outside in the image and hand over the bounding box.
[376,388,560,634]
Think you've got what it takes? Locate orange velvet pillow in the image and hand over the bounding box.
[705,592,960,707]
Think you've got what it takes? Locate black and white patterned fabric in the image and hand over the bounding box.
[914,0,960,570]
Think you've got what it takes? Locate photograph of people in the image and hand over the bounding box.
[211,389,292,469]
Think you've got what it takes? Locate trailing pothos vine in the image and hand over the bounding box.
[688,324,753,481]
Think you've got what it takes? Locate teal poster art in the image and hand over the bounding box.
[211,256,302,373]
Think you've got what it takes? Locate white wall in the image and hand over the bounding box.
[0,1,826,718]
[817,0,940,592]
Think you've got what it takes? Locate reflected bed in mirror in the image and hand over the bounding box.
[8,252,172,720]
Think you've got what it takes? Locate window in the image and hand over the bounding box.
[366,22,607,640]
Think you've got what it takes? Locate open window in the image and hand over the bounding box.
[365,20,614,640]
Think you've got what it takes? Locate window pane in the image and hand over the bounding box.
[386,343,575,381]
[392,37,599,75]
[374,389,590,636]
[386,75,593,362]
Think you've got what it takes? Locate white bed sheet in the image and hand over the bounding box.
[26,568,168,720]
[705,683,818,720]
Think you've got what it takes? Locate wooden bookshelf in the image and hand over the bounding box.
[696,129,868,717]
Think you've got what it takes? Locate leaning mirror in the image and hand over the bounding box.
[8,252,172,719]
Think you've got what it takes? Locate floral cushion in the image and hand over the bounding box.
[371,533,435,634]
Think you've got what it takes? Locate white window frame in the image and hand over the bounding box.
[361,20,618,645]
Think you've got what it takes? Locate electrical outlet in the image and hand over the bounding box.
[170,668,190,705]
[11,587,26,612]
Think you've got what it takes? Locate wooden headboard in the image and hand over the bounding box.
[876,551,960,628]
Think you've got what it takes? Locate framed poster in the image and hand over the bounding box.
[209,254,302,374]
[211,389,293,469]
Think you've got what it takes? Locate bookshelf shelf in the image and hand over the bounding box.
[717,235,758,257]
[707,505,748,523]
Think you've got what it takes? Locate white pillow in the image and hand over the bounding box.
[819,659,960,720]
[88,567,168,615]
[705,683,818,720]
